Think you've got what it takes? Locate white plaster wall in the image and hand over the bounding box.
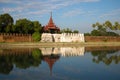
[60,33,84,42]
[41,33,53,42]
[52,34,61,42]
[41,33,85,42]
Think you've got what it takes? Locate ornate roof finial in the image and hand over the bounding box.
[48,12,54,25]
[51,12,52,17]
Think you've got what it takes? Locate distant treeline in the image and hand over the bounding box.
[0,13,42,34]
[85,21,120,36]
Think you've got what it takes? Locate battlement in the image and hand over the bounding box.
[0,33,32,42]
[61,33,84,42]
[0,33,31,36]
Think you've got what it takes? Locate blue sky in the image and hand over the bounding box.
[0,0,120,33]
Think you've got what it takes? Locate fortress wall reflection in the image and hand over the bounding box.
[40,48,61,56]
[85,46,120,51]
[0,47,85,57]
[60,47,85,57]
[0,48,33,56]
[1,46,120,57]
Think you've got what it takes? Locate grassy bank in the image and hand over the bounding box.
[0,42,120,48]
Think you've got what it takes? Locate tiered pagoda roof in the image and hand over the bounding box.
[43,13,60,33]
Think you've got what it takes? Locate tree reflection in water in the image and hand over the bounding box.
[0,47,120,75]
[91,50,120,65]
[0,48,42,75]
[0,55,13,74]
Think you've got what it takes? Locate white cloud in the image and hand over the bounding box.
[0,0,21,4]
[0,0,100,20]
[2,7,23,13]
[1,0,100,13]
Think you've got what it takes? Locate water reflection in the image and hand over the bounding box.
[0,46,120,76]
[42,54,60,76]
[91,50,120,65]
[40,47,85,57]
[86,46,120,65]
[0,48,42,75]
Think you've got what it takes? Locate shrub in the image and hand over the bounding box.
[32,32,41,42]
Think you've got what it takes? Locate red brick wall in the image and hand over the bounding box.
[0,34,120,42]
[0,33,33,42]
[85,36,120,42]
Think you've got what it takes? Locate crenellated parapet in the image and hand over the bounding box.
[0,33,32,42]
[61,33,84,42]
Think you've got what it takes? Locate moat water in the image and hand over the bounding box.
[0,46,120,80]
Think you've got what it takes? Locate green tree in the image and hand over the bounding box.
[84,33,91,36]
[91,30,101,36]
[106,32,119,36]
[61,28,79,33]
[14,19,34,34]
[104,21,112,29]
[89,21,120,36]
[33,21,42,32]
[73,30,79,33]
[113,22,120,30]
[61,28,72,33]
[0,13,13,33]
[32,32,41,41]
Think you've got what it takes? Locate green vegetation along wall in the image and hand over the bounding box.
[0,13,42,41]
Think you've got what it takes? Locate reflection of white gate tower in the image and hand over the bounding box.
[60,47,85,57]
[40,47,85,57]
